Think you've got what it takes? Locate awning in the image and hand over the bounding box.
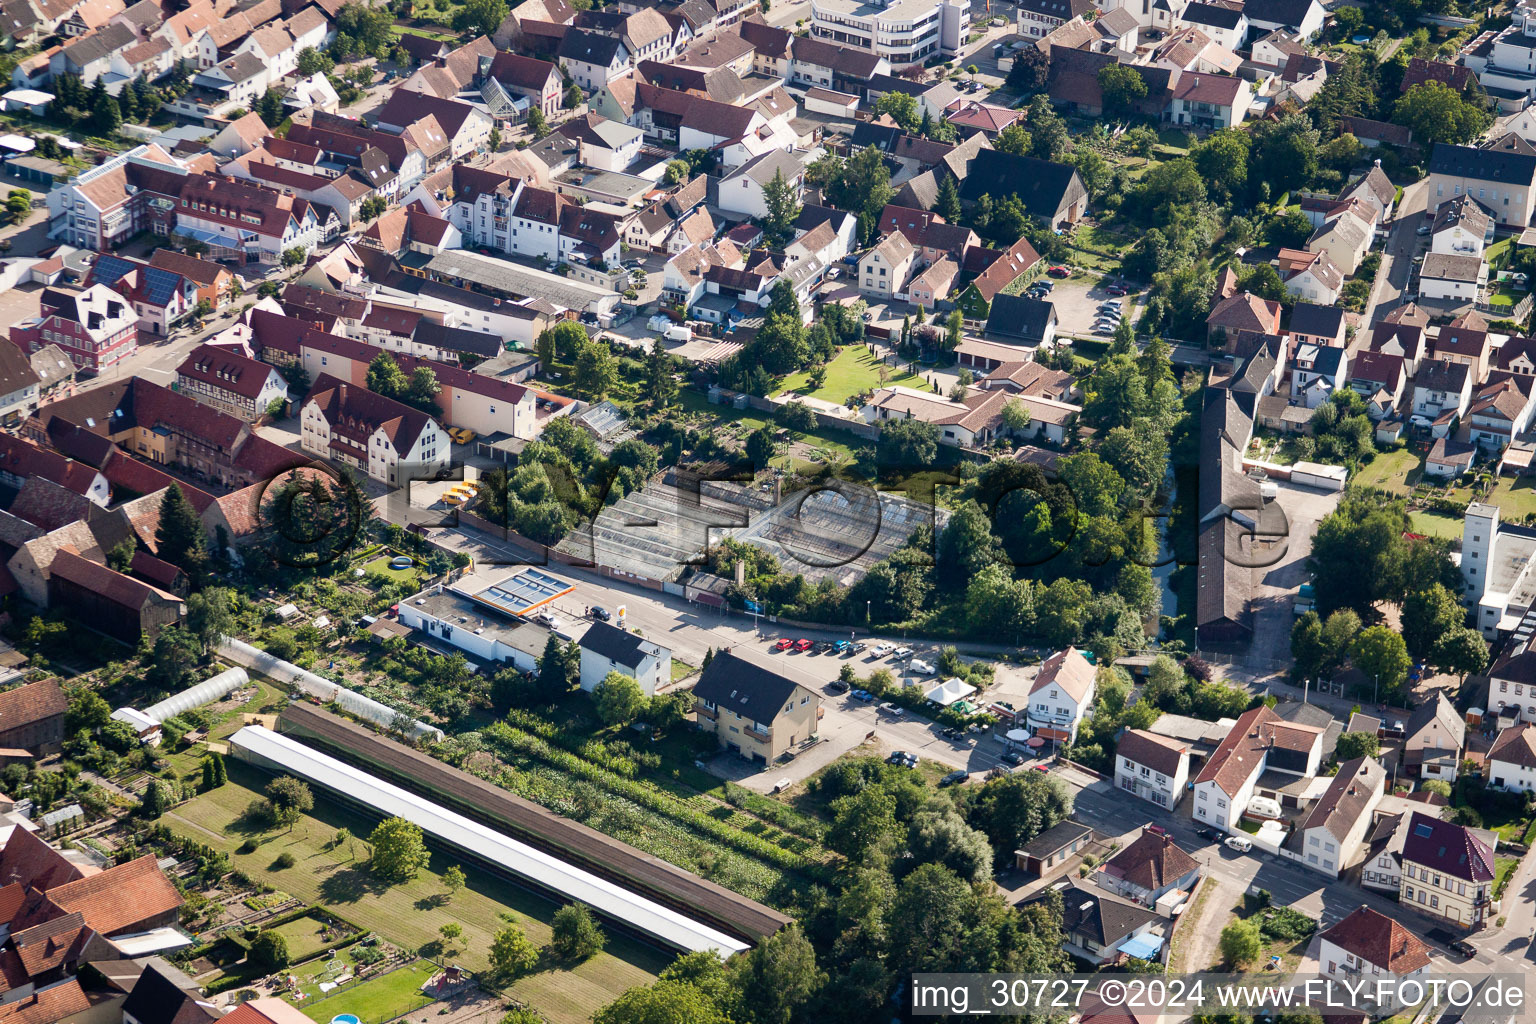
[1120,932,1164,960]
[1035,726,1071,742]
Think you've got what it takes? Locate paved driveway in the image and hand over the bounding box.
[1243,480,1344,678]
[1048,276,1143,340]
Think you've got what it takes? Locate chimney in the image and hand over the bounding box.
[339,384,348,405]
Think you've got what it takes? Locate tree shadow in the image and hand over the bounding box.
[317,864,386,904]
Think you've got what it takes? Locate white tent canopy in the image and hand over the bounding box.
[925,677,977,707]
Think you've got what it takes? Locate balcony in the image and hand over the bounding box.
[746,724,772,741]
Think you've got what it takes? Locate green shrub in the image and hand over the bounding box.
[1260,907,1316,943]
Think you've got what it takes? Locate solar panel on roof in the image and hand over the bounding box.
[1414,822,1434,837]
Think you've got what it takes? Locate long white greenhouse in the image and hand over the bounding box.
[227,725,750,956]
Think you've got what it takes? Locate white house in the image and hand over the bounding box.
[1432,194,1494,257]
[1291,343,1350,410]
[1294,757,1385,878]
[1192,704,1322,834]
[1488,722,1536,792]
[1026,647,1096,746]
[1419,253,1488,303]
[1470,375,1536,449]
[1318,907,1433,1012]
[1411,358,1473,436]
[299,374,448,486]
[578,621,672,697]
[717,149,805,221]
[1114,728,1190,809]
[1278,247,1343,304]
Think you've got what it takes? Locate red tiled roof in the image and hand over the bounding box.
[0,827,80,895]
[1194,704,1284,796]
[1321,906,1432,973]
[36,854,182,936]
[0,979,90,1024]
[0,679,66,744]
[11,911,87,977]
[48,547,183,616]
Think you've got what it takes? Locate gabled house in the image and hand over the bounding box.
[1432,194,1494,257]
[691,649,819,763]
[1470,373,1536,450]
[1419,253,1488,304]
[175,343,288,422]
[1026,647,1095,745]
[1206,290,1281,350]
[1168,71,1252,129]
[1243,0,1324,38]
[985,293,1057,346]
[1192,704,1322,833]
[1402,691,1466,781]
[1433,313,1492,381]
[1114,729,1190,809]
[1488,721,1536,792]
[1427,142,1536,229]
[1411,358,1473,436]
[1277,247,1343,304]
[1179,1,1247,49]
[1289,302,1346,349]
[858,231,915,300]
[1307,209,1372,276]
[1291,342,1349,409]
[1425,436,1476,480]
[558,27,631,91]
[299,373,448,486]
[1096,827,1201,907]
[958,149,1088,229]
[1319,906,1432,1010]
[578,620,671,697]
[1293,756,1385,877]
[1020,882,1162,965]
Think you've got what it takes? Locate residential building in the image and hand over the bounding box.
[717,149,804,220]
[578,621,672,697]
[1016,0,1093,38]
[175,344,288,422]
[1363,814,1407,893]
[1427,142,1536,228]
[299,373,448,486]
[1412,358,1473,436]
[1293,756,1385,878]
[1399,812,1496,927]
[1114,728,1190,809]
[1014,820,1093,875]
[1290,343,1349,409]
[1192,704,1323,833]
[858,231,916,299]
[1179,1,1247,49]
[959,149,1087,229]
[1277,247,1343,304]
[1243,0,1324,37]
[1306,209,1372,276]
[1469,374,1535,449]
[11,285,137,372]
[0,339,41,427]
[1206,291,1281,349]
[1488,721,1536,791]
[1289,302,1347,348]
[807,0,969,64]
[984,293,1057,346]
[1318,907,1432,1012]
[691,649,820,763]
[1419,253,1488,303]
[1027,646,1095,745]
[1168,72,1252,129]
[1432,194,1494,257]
[82,252,192,337]
[1096,828,1201,908]
[1019,882,1162,965]
[148,248,236,310]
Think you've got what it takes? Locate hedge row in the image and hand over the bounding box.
[482,720,819,874]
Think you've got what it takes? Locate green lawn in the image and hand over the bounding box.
[1352,447,1422,493]
[1409,511,1463,539]
[669,659,695,683]
[295,960,438,1024]
[362,555,420,585]
[164,765,667,1024]
[1484,477,1536,519]
[1495,855,1521,898]
[269,912,347,964]
[774,347,924,404]
[676,390,863,467]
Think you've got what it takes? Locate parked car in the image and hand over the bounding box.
[871,642,895,656]
[793,638,814,652]
[536,610,560,628]
[850,641,867,654]
[909,659,936,675]
[773,638,794,651]
[815,640,837,653]
[1001,751,1026,766]
[1416,223,1432,235]
[827,679,851,694]
[1195,827,1219,841]
[879,701,905,716]
[1106,283,1129,296]
[591,605,612,622]
[892,646,914,659]
[1047,265,1072,278]
[940,769,969,786]
[941,726,961,738]
[1093,322,1116,335]
[1224,836,1253,852]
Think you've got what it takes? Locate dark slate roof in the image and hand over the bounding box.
[1289,301,1345,338]
[1430,142,1536,186]
[557,27,626,65]
[986,293,1056,341]
[120,963,214,1024]
[412,319,501,359]
[1182,1,1245,28]
[692,650,803,724]
[1017,819,1094,858]
[1244,0,1317,27]
[1017,0,1094,17]
[959,149,1081,220]
[1020,881,1160,946]
[580,620,661,670]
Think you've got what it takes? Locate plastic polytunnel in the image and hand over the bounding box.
[217,637,444,743]
[144,667,249,724]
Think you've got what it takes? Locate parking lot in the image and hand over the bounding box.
[1045,274,1143,339]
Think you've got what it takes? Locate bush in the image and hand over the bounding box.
[248,930,290,970]
[271,852,295,870]
[1260,907,1316,942]
[549,903,605,960]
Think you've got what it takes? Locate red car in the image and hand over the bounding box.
[793,638,814,652]
[1106,284,1129,296]
[773,638,794,651]
[1047,265,1072,278]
